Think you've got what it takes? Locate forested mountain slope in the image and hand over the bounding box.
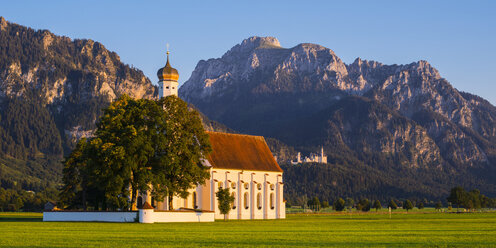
[0,17,156,190]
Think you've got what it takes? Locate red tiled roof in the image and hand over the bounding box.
[206,132,283,172]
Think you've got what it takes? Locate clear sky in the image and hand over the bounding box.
[2,1,496,103]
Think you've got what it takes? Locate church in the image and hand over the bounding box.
[137,51,286,220]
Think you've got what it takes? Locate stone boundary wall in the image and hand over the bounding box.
[43,211,138,222]
[43,210,215,223]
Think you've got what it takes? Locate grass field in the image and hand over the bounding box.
[1,212,495,247]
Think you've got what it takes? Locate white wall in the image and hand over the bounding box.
[152,211,214,223]
[43,210,214,223]
[43,211,137,222]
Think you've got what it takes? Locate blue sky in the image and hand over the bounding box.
[3,1,496,103]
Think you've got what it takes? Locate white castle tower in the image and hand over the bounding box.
[157,49,179,98]
[319,146,327,164]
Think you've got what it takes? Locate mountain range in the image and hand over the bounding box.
[180,36,496,201]
[1,17,495,203]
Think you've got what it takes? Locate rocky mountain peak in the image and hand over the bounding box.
[351,57,383,68]
[241,36,281,49]
[223,36,282,58]
[0,16,7,31]
[409,60,441,79]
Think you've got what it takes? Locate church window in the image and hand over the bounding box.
[232,192,236,209]
[231,182,236,189]
[193,192,197,209]
[244,192,249,209]
[257,193,262,210]
[270,193,275,209]
[257,183,262,190]
[244,183,249,189]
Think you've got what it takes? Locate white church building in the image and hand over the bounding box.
[139,51,286,220]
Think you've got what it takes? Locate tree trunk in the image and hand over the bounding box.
[131,187,137,211]
[168,195,174,210]
[82,185,87,211]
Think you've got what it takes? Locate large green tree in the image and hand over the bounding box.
[60,95,211,210]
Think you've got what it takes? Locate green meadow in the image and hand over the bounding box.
[1,212,495,247]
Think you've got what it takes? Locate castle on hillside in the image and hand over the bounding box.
[291,147,327,164]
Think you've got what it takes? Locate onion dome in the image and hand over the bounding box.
[157,51,179,81]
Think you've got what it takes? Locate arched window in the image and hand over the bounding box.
[244,192,249,209]
[137,196,143,209]
[244,183,249,189]
[232,192,236,209]
[257,183,262,190]
[270,193,275,210]
[257,193,262,210]
[270,184,275,191]
[193,192,197,209]
[218,182,223,189]
[231,182,236,189]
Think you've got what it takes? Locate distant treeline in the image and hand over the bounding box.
[281,162,496,206]
[291,186,496,212]
[0,187,58,212]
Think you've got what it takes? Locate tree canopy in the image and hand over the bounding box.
[60,95,211,210]
[446,186,493,211]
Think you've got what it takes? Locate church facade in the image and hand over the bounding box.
[138,52,285,220]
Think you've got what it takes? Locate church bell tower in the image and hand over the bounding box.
[157,48,179,99]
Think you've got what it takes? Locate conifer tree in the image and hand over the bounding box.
[388,199,398,210]
[216,188,235,220]
[373,200,382,211]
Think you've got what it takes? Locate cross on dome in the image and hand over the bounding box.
[157,44,179,82]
